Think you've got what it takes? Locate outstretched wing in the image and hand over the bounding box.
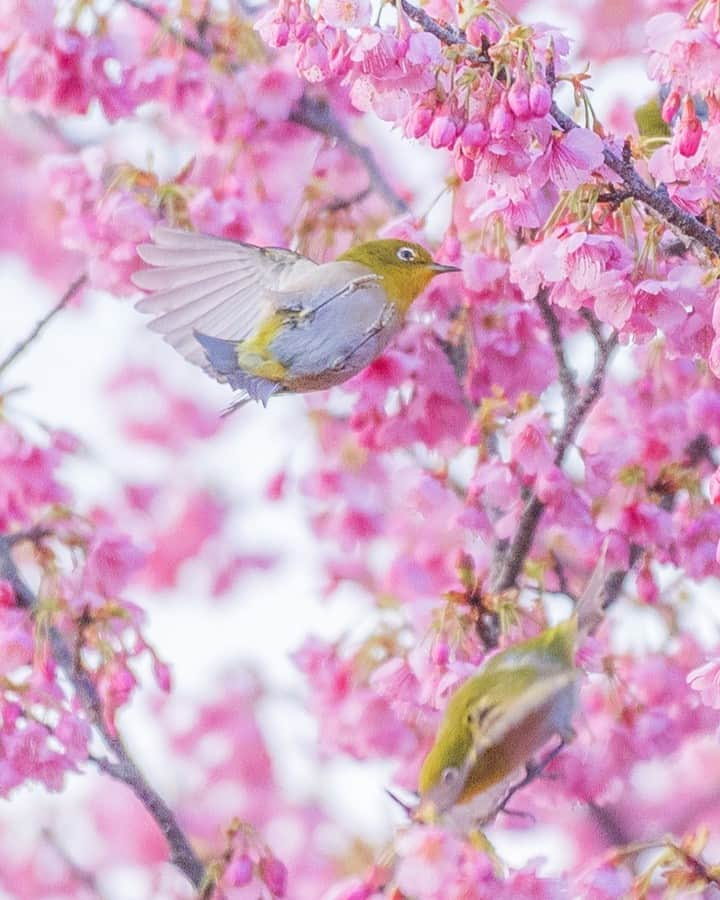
[132,227,317,374]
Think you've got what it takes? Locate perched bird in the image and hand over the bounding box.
[416,547,608,827]
[416,620,578,827]
[131,228,459,413]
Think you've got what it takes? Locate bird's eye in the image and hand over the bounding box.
[397,246,417,262]
[441,766,460,786]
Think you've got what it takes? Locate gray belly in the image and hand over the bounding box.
[269,290,400,388]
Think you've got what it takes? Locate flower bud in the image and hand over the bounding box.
[454,149,474,181]
[429,115,458,149]
[661,89,681,124]
[678,97,702,157]
[259,856,288,897]
[407,106,434,139]
[226,855,253,887]
[637,561,659,605]
[460,120,489,153]
[431,640,450,666]
[529,78,552,117]
[710,467,720,505]
[507,76,531,120]
[489,99,514,138]
[0,579,15,607]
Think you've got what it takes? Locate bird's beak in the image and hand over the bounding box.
[430,262,462,273]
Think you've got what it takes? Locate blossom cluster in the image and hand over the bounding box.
[2,0,720,897]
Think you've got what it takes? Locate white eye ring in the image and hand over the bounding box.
[441,766,460,785]
[397,246,417,262]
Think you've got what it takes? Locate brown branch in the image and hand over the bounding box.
[398,0,720,258]
[586,801,632,848]
[0,537,205,891]
[491,321,617,595]
[289,96,410,215]
[496,738,566,817]
[41,828,106,898]
[534,287,577,414]
[550,102,720,257]
[399,1,490,66]
[122,0,216,57]
[123,0,409,215]
[0,275,86,381]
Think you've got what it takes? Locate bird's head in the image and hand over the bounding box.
[339,239,460,313]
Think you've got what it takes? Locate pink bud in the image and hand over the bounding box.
[431,640,449,666]
[259,856,288,897]
[661,89,681,124]
[153,658,172,693]
[636,562,659,605]
[454,149,474,181]
[274,21,290,47]
[52,429,80,453]
[489,99,514,138]
[710,468,720,505]
[529,79,552,117]
[466,16,500,45]
[507,76,530,120]
[226,855,253,887]
[460,121,489,153]
[429,115,458,149]
[678,97,702,157]
[407,106,434,139]
[0,579,15,607]
[344,887,373,900]
[295,14,314,41]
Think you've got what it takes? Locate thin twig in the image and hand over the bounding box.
[496,738,567,816]
[0,275,86,380]
[122,0,215,56]
[0,537,205,891]
[534,287,577,412]
[399,1,490,66]
[289,96,410,215]
[123,0,409,215]
[5,527,53,547]
[586,801,631,847]
[491,321,617,596]
[41,828,106,898]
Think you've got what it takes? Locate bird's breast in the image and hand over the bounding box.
[269,274,400,389]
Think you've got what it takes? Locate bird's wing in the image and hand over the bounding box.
[472,670,577,751]
[132,227,317,372]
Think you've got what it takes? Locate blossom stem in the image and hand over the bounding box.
[0,537,206,891]
[123,0,409,215]
[0,275,86,381]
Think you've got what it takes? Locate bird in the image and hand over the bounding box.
[415,543,608,827]
[131,227,460,413]
[415,619,579,827]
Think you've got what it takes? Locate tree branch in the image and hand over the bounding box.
[551,102,720,257]
[399,0,720,257]
[534,287,577,414]
[289,96,410,215]
[123,0,409,215]
[491,321,617,595]
[0,536,206,891]
[0,275,86,381]
[496,738,566,818]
